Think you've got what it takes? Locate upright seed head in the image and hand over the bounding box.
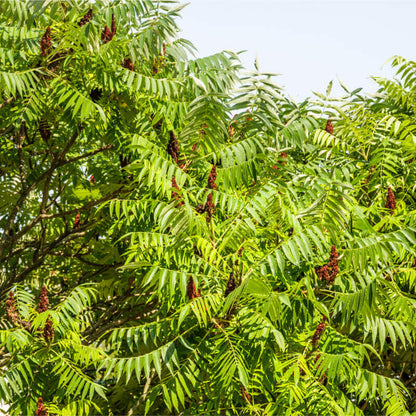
[204,193,215,222]
[385,187,397,215]
[186,276,201,300]
[325,119,334,135]
[40,27,52,57]
[36,397,48,416]
[43,318,54,343]
[312,318,326,345]
[37,286,49,313]
[78,7,93,26]
[207,165,217,190]
[6,291,19,324]
[167,131,180,165]
[122,57,134,71]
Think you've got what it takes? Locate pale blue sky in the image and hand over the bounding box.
[179,0,416,99]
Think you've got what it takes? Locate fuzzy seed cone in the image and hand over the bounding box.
[386,187,397,215]
[207,165,218,190]
[37,286,49,313]
[167,131,180,165]
[204,193,215,222]
[36,397,48,416]
[312,320,326,345]
[123,57,134,71]
[78,7,93,26]
[40,27,52,57]
[325,119,334,135]
[6,291,19,324]
[44,318,54,343]
[187,276,201,300]
[315,264,330,282]
[224,272,237,297]
[101,25,112,43]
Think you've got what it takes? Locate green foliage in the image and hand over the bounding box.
[1,1,416,415]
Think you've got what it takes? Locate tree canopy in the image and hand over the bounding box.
[1,1,416,415]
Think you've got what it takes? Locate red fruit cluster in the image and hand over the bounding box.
[325,119,334,135]
[40,27,52,57]
[101,15,116,43]
[39,120,51,142]
[78,7,93,26]
[36,397,48,416]
[315,245,339,285]
[204,193,215,222]
[187,276,201,300]
[37,287,54,342]
[195,204,205,214]
[312,317,327,345]
[386,187,396,215]
[207,165,218,190]
[37,286,49,313]
[224,272,237,297]
[171,177,184,206]
[6,291,19,324]
[122,57,134,71]
[73,213,81,229]
[44,318,54,343]
[167,131,180,165]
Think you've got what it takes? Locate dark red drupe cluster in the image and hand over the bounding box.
[40,27,52,57]
[167,131,180,165]
[224,272,237,297]
[385,187,397,215]
[187,276,201,300]
[36,397,48,416]
[325,119,334,135]
[44,318,54,343]
[78,7,93,26]
[207,165,218,190]
[101,15,116,43]
[204,193,215,222]
[122,57,134,71]
[315,245,339,285]
[37,287,54,343]
[37,286,49,313]
[312,317,327,346]
[6,291,19,324]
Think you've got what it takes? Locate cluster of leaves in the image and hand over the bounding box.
[1,1,416,415]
